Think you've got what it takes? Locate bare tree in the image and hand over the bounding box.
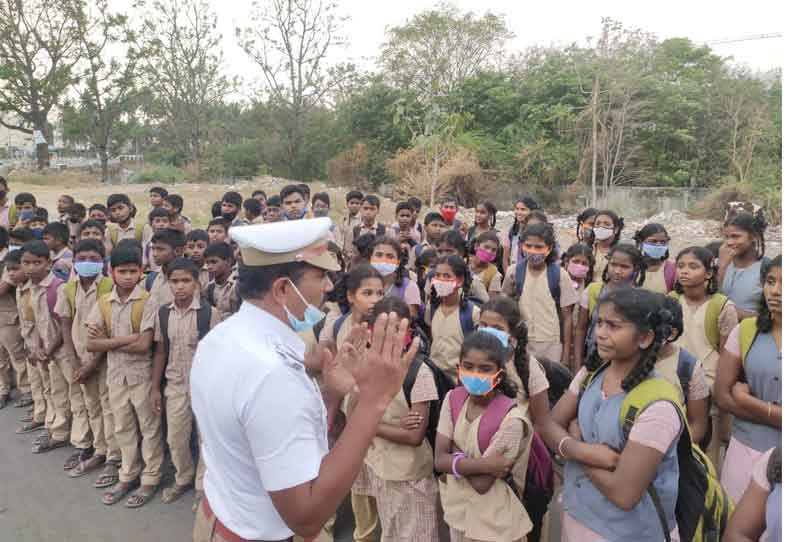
[142,0,235,171]
[0,0,81,168]
[237,0,354,178]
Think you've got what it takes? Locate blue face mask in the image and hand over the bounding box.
[74,261,104,278]
[479,326,510,349]
[19,209,34,221]
[459,367,502,396]
[642,242,668,260]
[284,279,326,333]
[32,228,44,239]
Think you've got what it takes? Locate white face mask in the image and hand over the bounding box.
[593,227,614,241]
[371,261,398,277]
[432,278,458,297]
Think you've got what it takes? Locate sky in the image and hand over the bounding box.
[199,0,785,94]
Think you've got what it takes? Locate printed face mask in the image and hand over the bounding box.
[371,260,398,277]
[459,367,502,396]
[479,326,510,349]
[642,242,668,260]
[284,279,325,333]
[567,262,589,279]
[74,261,104,278]
[525,252,547,266]
[593,227,614,241]
[432,278,458,297]
[475,248,496,263]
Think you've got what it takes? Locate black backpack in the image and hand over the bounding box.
[402,349,454,451]
[158,299,213,362]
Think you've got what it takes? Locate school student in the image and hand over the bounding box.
[13,192,37,230]
[280,185,309,221]
[353,195,387,241]
[0,246,30,409]
[392,201,422,245]
[204,242,239,321]
[184,230,210,289]
[220,191,245,227]
[466,201,498,246]
[439,197,464,233]
[369,236,421,318]
[590,210,624,280]
[149,186,168,210]
[88,203,109,225]
[500,195,539,273]
[574,243,646,371]
[86,243,164,508]
[106,194,147,248]
[143,229,185,311]
[143,208,172,272]
[55,239,120,481]
[425,255,481,382]
[574,208,598,246]
[251,189,267,212]
[145,258,220,504]
[502,223,578,364]
[243,198,264,225]
[264,195,284,223]
[718,211,769,320]
[634,223,676,294]
[673,246,739,465]
[406,196,424,241]
[338,190,364,258]
[19,241,90,457]
[435,330,533,542]
[412,212,447,266]
[435,230,490,304]
[206,217,229,245]
[163,194,191,234]
[548,288,684,542]
[57,194,75,223]
[562,243,595,293]
[715,255,782,504]
[65,203,87,246]
[416,249,438,306]
[469,231,503,296]
[724,447,781,542]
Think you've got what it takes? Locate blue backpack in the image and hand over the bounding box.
[515,261,563,337]
[429,299,477,336]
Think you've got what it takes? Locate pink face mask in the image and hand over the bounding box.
[475,248,496,263]
[567,262,589,279]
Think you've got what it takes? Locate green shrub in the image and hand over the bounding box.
[129,165,186,185]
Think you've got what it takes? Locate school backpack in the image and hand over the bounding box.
[515,260,563,336]
[64,276,114,318]
[669,292,729,351]
[20,277,63,321]
[158,299,212,360]
[97,290,149,334]
[536,357,573,409]
[144,271,159,292]
[479,265,498,293]
[403,351,455,451]
[352,223,386,241]
[108,222,145,246]
[8,203,17,226]
[587,282,604,316]
[206,280,241,314]
[739,316,760,366]
[663,260,677,292]
[583,365,733,542]
[449,386,516,453]
[429,299,477,336]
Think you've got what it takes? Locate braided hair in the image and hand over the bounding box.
[336,263,383,315]
[576,207,598,245]
[371,235,408,290]
[430,255,472,313]
[461,331,517,399]
[674,247,719,295]
[563,243,595,288]
[476,201,497,230]
[520,222,557,264]
[633,223,671,261]
[724,211,768,260]
[481,296,530,399]
[603,243,647,287]
[508,195,540,239]
[757,255,782,333]
[594,210,625,246]
[584,288,675,392]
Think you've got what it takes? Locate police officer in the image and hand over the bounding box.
[191,217,418,542]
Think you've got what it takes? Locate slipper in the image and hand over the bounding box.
[94,462,120,489]
[32,434,68,454]
[64,448,94,471]
[18,413,33,423]
[125,484,159,509]
[102,480,139,506]
[14,393,34,408]
[15,421,45,434]
[162,483,193,504]
[69,454,106,478]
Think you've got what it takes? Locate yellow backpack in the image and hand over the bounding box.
[669,292,729,351]
[108,222,145,246]
[64,277,114,318]
[97,290,148,334]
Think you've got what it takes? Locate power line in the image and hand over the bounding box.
[704,33,782,46]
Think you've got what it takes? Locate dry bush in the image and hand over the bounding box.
[388,144,488,207]
[691,182,757,221]
[327,143,371,189]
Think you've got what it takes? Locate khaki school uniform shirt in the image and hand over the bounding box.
[643,265,669,294]
[16,282,38,351]
[86,284,152,386]
[141,271,174,333]
[0,268,19,327]
[27,273,66,356]
[338,213,362,258]
[426,303,481,381]
[679,296,738,388]
[105,218,150,248]
[506,354,550,412]
[205,276,238,321]
[54,277,105,362]
[154,295,220,394]
[502,263,578,344]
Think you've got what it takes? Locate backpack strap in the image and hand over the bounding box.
[135,222,145,242]
[449,386,469,428]
[588,282,604,316]
[481,265,497,291]
[145,271,158,292]
[402,355,424,407]
[46,277,64,317]
[459,300,475,335]
[377,223,386,237]
[515,260,528,298]
[352,225,361,240]
[65,280,78,317]
[332,313,349,341]
[109,225,118,246]
[98,293,113,333]
[476,394,516,455]
[676,348,697,404]
[207,283,217,307]
[663,260,677,292]
[414,244,423,261]
[546,262,561,308]
[197,299,212,340]
[704,294,729,351]
[159,304,171,355]
[131,293,148,333]
[739,317,759,367]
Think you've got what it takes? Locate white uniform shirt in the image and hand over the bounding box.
[191,301,329,540]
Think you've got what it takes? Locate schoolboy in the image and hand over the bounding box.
[392,201,421,244]
[407,196,424,241]
[86,243,163,508]
[184,230,210,288]
[439,196,463,232]
[149,187,168,210]
[13,192,37,229]
[353,195,386,242]
[57,195,75,223]
[206,218,229,244]
[88,204,109,225]
[9,227,34,251]
[0,241,29,409]
[66,203,87,245]
[203,242,239,320]
[264,195,283,223]
[106,194,146,248]
[55,239,121,480]
[220,191,244,227]
[147,258,220,503]
[143,208,172,272]
[29,209,48,239]
[43,222,73,280]
[411,211,448,267]
[143,229,185,312]
[164,194,191,234]
[251,190,267,212]
[242,198,264,225]
[20,241,90,458]
[280,184,308,221]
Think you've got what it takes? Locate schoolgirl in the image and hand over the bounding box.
[469,231,503,296]
[719,211,769,320]
[575,208,598,245]
[591,210,624,280]
[501,195,540,273]
[467,201,498,246]
[634,223,676,294]
[369,236,421,318]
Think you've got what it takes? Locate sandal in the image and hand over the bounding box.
[125,484,159,508]
[32,434,68,454]
[102,479,140,506]
[162,483,193,504]
[192,490,204,513]
[14,393,33,408]
[15,421,45,434]
[69,454,106,478]
[94,462,120,489]
[64,447,94,471]
[18,412,33,423]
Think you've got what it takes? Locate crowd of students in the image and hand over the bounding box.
[0,174,781,542]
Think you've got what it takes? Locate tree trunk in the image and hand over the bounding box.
[590,75,599,206]
[99,146,110,183]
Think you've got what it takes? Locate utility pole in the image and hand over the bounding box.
[591,20,609,206]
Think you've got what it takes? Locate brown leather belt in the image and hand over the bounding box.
[201,497,292,542]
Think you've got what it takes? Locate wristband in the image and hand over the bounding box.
[768,402,773,418]
[558,436,573,459]
[451,452,465,479]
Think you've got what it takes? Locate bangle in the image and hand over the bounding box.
[768,402,773,418]
[451,452,465,479]
[558,436,573,459]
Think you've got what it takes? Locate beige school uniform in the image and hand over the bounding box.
[142,270,174,330]
[87,284,164,486]
[29,274,90,447]
[54,277,119,459]
[105,218,150,248]
[0,269,28,398]
[338,213,362,260]
[155,295,220,487]
[592,245,609,281]
[437,395,533,542]
[655,345,711,405]
[503,263,578,363]
[473,265,503,296]
[365,364,441,542]
[204,276,239,321]
[198,266,210,291]
[16,284,48,426]
[642,265,669,294]
[426,303,481,382]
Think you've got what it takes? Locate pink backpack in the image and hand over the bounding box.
[663,260,677,292]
